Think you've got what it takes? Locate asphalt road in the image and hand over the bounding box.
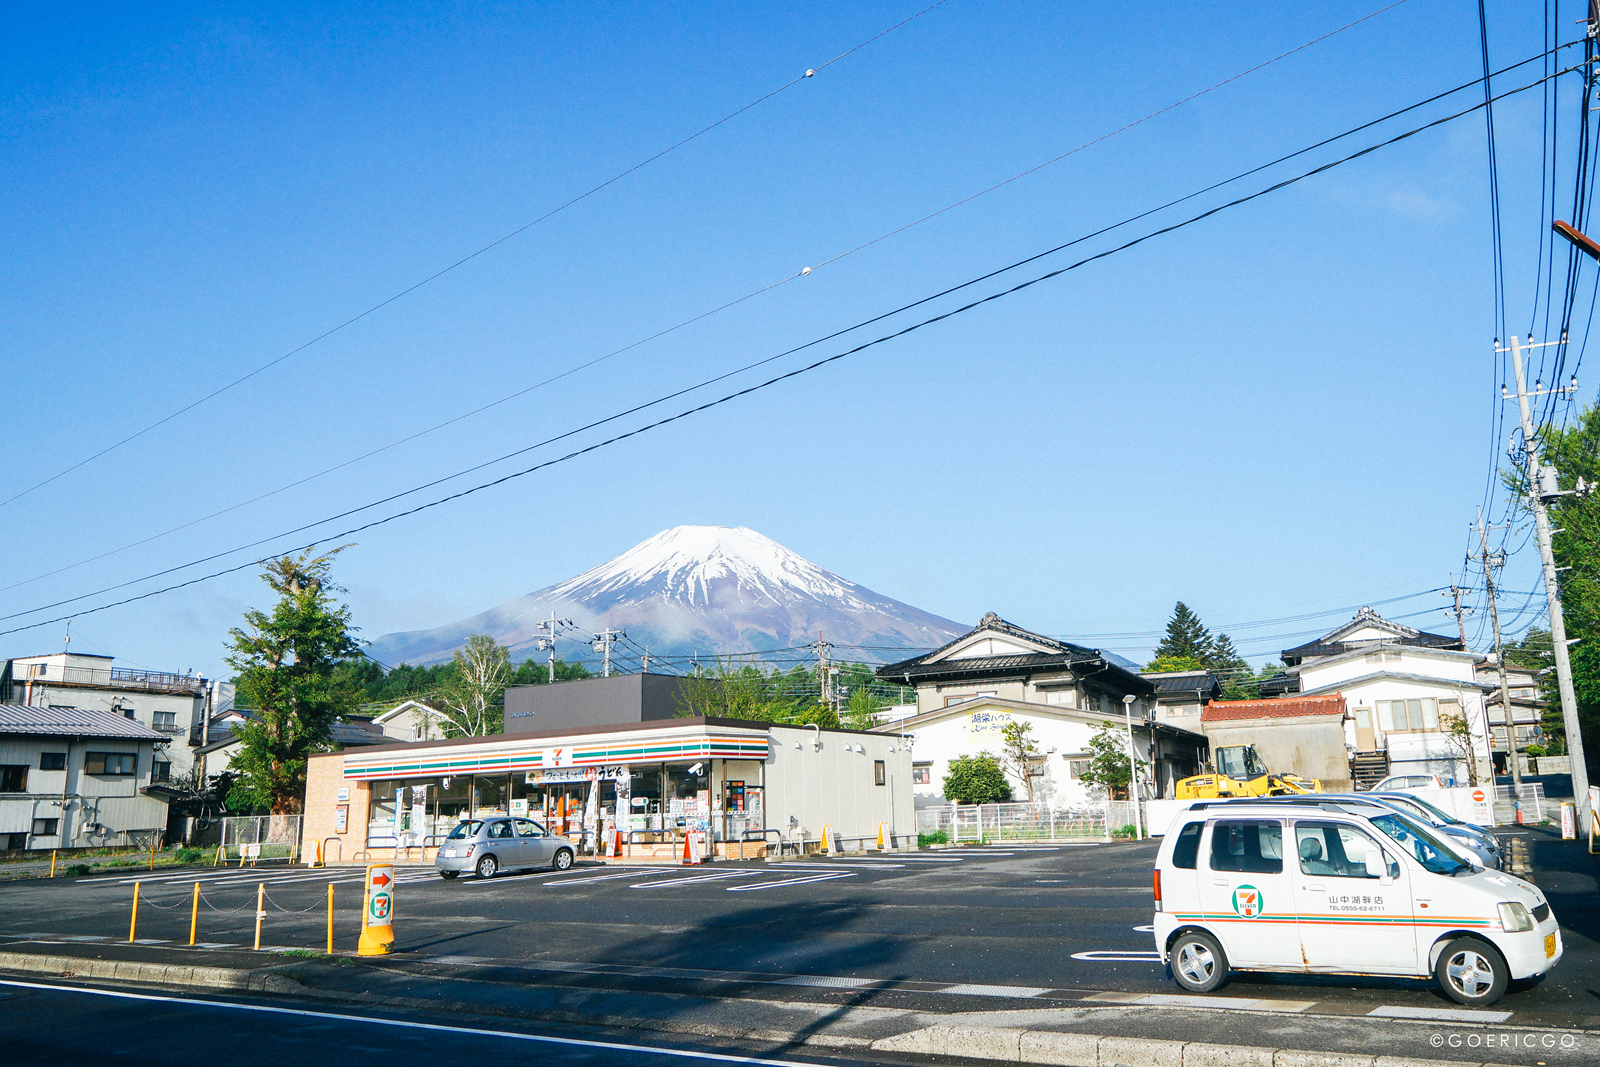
[0,833,1594,1022]
[0,979,904,1067]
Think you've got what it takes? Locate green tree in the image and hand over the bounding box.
[998,720,1041,801]
[1153,602,1214,661]
[844,686,886,731]
[1512,407,1600,759]
[1075,722,1146,800]
[508,657,593,686]
[1143,654,1207,674]
[433,633,512,736]
[942,753,1012,804]
[225,548,363,815]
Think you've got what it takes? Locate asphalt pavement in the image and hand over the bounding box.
[0,978,907,1067]
[0,832,1594,1029]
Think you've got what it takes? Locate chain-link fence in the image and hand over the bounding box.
[219,815,302,864]
[915,801,1143,843]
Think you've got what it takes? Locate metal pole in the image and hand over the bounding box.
[327,883,335,955]
[1507,336,1593,827]
[254,882,265,950]
[1477,509,1521,787]
[1123,696,1144,840]
[128,882,140,942]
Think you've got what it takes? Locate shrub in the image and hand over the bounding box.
[175,847,203,864]
[1112,824,1138,839]
[64,864,92,877]
[942,753,1012,804]
[917,831,948,847]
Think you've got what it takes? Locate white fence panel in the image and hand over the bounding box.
[219,814,302,864]
[916,801,1138,842]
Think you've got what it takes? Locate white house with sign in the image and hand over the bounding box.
[872,614,1208,806]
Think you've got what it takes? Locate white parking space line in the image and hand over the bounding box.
[941,984,1051,997]
[727,872,859,892]
[1367,1005,1514,1023]
[1069,950,1163,962]
[765,862,904,870]
[630,871,760,888]
[541,869,661,887]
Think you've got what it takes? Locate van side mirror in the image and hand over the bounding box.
[1364,851,1386,879]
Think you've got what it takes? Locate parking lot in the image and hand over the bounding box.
[1,833,1595,1027]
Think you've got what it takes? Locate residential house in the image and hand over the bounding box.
[1141,669,1223,733]
[1,653,220,787]
[1476,655,1546,776]
[1200,693,1354,791]
[373,700,452,743]
[873,614,1207,806]
[0,704,169,852]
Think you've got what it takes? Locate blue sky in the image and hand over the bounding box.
[0,1,1582,677]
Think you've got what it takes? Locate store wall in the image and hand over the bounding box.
[761,726,913,846]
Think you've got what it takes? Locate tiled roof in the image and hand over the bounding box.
[1201,693,1346,723]
[1141,671,1222,698]
[0,703,165,740]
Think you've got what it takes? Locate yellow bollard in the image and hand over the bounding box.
[326,883,334,955]
[213,845,221,867]
[50,850,56,878]
[357,864,395,956]
[128,882,140,943]
[254,882,265,950]
[189,883,200,946]
[149,835,156,870]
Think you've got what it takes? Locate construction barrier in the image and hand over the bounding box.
[358,864,395,956]
[218,815,302,866]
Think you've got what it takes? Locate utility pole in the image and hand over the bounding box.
[535,612,573,684]
[592,628,624,678]
[813,634,835,709]
[1472,509,1520,787]
[1500,335,1592,827]
[1442,581,1470,648]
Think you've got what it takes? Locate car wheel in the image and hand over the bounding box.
[1170,931,1229,993]
[439,870,458,880]
[552,848,574,871]
[1436,937,1509,1006]
[475,854,499,879]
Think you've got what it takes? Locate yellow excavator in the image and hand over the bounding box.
[1175,744,1322,800]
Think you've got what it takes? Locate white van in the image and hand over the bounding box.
[1152,801,1562,1005]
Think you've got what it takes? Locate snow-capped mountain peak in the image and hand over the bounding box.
[367,526,967,666]
[547,525,858,608]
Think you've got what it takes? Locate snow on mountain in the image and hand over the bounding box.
[366,526,969,667]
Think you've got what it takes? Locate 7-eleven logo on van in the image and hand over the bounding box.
[1231,885,1264,918]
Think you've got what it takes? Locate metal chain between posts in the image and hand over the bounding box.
[260,889,326,915]
[197,889,264,914]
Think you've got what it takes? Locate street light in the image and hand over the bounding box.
[1123,694,1144,841]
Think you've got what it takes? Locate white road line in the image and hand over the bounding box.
[941,984,1051,997]
[0,979,827,1065]
[764,862,903,870]
[774,975,874,988]
[541,870,660,887]
[630,871,760,888]
[726,872,859,892]
[1069,950,1163,962]
[1367,1005,1513,1024]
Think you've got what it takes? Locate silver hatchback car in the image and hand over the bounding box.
[435,817,576,880]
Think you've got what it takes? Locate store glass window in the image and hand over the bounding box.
[367,780,399,843]
[473,774,509,818]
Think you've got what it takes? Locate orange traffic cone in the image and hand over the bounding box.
[682,833,693,866]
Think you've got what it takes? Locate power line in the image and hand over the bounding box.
[0,0,952,512]
[0,0,1424,599]
[0,60,1581,639]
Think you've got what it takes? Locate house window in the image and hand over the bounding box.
[874,760,886,786]
[4,833,25,851]
[912,763,932,785]
[85,752,136,776]
[39,753,66,771]
[1082,696,1101,712]
[1377,698,1437,732]
[152,761,172,783]
[31,818,58,837]
[0,766,28,792]
[153,711,177,729]
[944,695,969,707]
[1066,757,1092,779]
[28,663,46,677]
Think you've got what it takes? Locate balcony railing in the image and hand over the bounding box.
[152,723,185,735]
[19,664,205,695]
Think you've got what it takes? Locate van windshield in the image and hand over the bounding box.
[1368,812,1472,875]
[1396,794,1463,826]
[446,821,481,840]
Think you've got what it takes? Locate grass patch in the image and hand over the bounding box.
[64,864,93,877]
[917,831,948,847]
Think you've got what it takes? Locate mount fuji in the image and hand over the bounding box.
[365,526,970,667]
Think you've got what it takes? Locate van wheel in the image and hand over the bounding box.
[1170,931,1229,993]
[1436,937,1508,1005]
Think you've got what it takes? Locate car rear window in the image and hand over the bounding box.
[446,821,482,840]
[1209,820,1283,874]
[1171,822,1203,869]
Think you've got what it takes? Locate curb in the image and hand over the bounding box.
[0,950,303,994]
[870,1025,1537,1067]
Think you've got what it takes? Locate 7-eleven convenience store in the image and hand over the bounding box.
[301,716,915,864]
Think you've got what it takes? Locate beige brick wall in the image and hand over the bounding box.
[302,753,369,865]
